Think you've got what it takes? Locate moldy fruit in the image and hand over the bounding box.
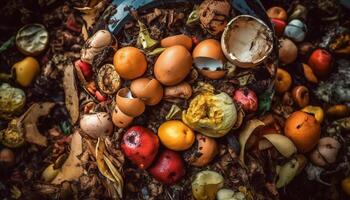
[121,126,159,169]
[233,88,258,113]
[275,68,292,93]
[148,149,185,185]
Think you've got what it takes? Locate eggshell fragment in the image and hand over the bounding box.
[154,45,192,86]
[112,104,134,128]
[80,112,113,138]
[116,88,145,117]
[130,78,163,106]
[193,39,226,79]
[161,34,193,50]
[221,15,273,68]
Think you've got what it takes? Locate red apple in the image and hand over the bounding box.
[308,49,332,77]
[148,150,185,185]
[233,88,258,113]
[75,59,92,79]
[121,126,159,169]
[271,18,286,36]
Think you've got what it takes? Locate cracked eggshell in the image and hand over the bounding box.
[221,15,273,68]
[112,104,134,128]
[116,88,145,117]
[130,77,163,106]
[193,39,226,79]
[80,112,113,138]
[154,45,192,86]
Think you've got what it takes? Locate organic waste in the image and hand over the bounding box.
[0,0,350,200]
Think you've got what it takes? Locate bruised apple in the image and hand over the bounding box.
[121,126,159,169]
[149,150,185,185]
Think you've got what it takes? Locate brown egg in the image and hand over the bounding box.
[193,39,227,79]
[130,78,163,106]
[154,45,192,86]
[116,88,145,117]
[184,134,218,167]
[112,104,134,128]
[113,47,147,80]
[161,34,193,50]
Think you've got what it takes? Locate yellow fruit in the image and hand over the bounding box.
[341,177,350,196]
[12,57,40,87]
[158,120,195,151]
[301,106,324,123]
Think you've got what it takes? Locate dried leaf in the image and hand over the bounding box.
[52,131,84,184]
[186,5,199,25]
[75,0,108,40]
[96,138,115,182]
[63,62,79,124]
[104,155,124,199]
[262,134,297,158]
[238,119,265,164]
[137,21,158,49]
[22,102,55,147]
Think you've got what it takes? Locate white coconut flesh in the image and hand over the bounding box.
[222,15,273,68]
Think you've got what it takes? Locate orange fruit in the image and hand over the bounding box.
[275,68,292,93]
[284,111,321,153]
[113,47,147,80]
[342,177,350,196]
[158,120,195,151]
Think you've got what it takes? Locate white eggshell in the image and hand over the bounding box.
[80,112,113,138]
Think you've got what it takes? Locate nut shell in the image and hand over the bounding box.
[116,88,145,117]
[161,34,193,50]
[97,64,121,94]
[154,45,192,86]
[130,78,163,106]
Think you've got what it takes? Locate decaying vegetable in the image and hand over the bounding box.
[238,119,265,164]
[63,62,79,124]
[41,163,60,182]
[52,131,84,184]
[192,170,224,200]
[165,104,182,120]
[15,23,49,55]
[276,154,307,188]
[309,137,341,166]
[137,21,158,49]
[0,83,26,120]
[186,5,200,25]
[0,119,25,148]
[164,82,193,100]
[182,84,237,138]
[97,64,121,94]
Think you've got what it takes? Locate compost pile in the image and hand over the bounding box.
[0,0,350,200]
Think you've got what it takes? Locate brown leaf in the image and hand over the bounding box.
[63,62,79,124]
[51,131,84,184]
